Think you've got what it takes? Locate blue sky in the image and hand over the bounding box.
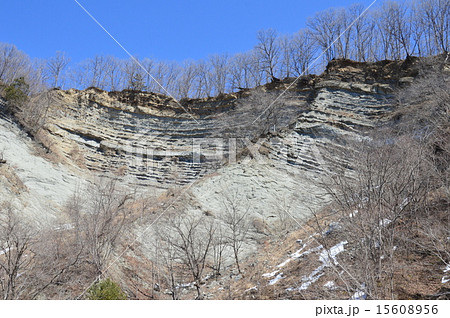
[1,0,373,63]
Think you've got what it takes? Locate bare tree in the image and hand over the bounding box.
[150,61,180,95]
[208,54,229,95]
[123,57,147,91]
[290,29,317,75]
[46,51,70,88]
[240,88,289,136]
[278,34,293,78]
[103,56,124,91]
[220,191,251,275]
[152,235,182,300]
[157,213,216,299]
[80,55,113,89]
[193,60,212,98]
[141,58,154,91]
[255,29,280,80]
[348,4,376,61]
[177,60,198,98]
[229,53,250,90]
[229,50,265,90]
[0,202,34,299]
[320,129,435,299]
[68,179,133,276]
[0,43,31,85]
[307,8,341,62]
[420,0,450,54]
[333,8,352,59]
[18,90,53,134]
[210,223,227,277]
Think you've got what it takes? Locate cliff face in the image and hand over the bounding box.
[181,59,409,239]
[38,57,415,194]
[0,56,429,226]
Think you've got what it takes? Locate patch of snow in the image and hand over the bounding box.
[442,264,450,284]
[244,286,258,293]
[299,267,325,290]
[399,198,409,210]
[319,241,348,266]
[277,258,291,268]
[351,284,367,300]
[0,247,11,255]
[54,223,75,231]
[176,282,194,289]
[268,273,284,285]
[290,241,348,292]
[262,270,279,278]
[291,244,322,259]
[324,281,336,289]
[351,290,367,300]
[380,218,391,227]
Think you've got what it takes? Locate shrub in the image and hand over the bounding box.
[3,77,29,111]
[86,279,127,300]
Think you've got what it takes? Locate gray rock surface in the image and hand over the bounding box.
[0,114,89,223]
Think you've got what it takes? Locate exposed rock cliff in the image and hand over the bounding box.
[36,57,419,195]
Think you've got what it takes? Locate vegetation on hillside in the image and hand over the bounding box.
[0,0,448,98]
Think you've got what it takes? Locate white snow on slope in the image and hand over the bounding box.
[442,264,450,284]
[291,241,348,292]
[324,281,336,289]
[262,270,280,278]
[351,284,367,300]
[319,241,347,266]
[268,273,284,285]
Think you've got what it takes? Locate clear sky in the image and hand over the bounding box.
[0,0,374,63]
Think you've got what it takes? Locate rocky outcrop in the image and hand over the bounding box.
[4,56,439,226]
[40,58,410,191]
[182,60,401,235]
[41,86,305,188]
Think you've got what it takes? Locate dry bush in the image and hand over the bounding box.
[395,57,449,191]
[0,201,84,299]
[16,90,53,135]
[235,88,291,138]
[0,202,35,299]
[320,135,432,299]
[314,63,449,299]
[155,212,216,299]
[219,191,252,275]
[66,179,134,277]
